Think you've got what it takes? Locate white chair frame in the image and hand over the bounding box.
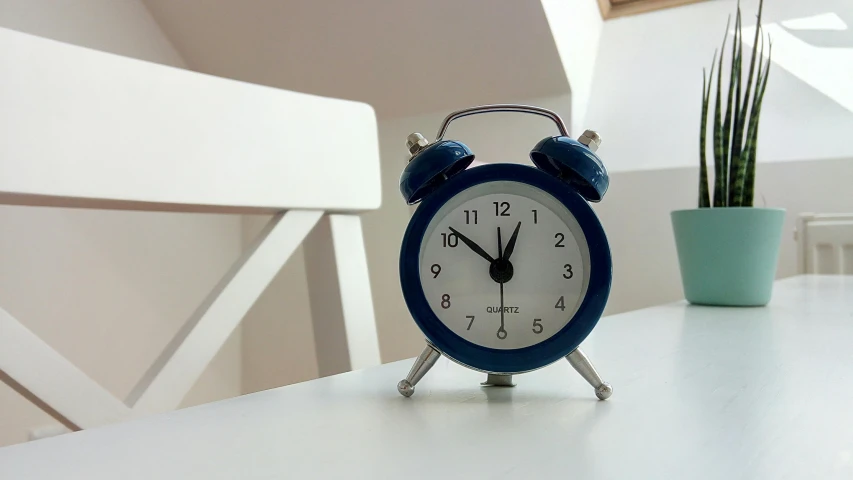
[0,28,382,430]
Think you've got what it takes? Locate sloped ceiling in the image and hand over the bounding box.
[143,0,571,118]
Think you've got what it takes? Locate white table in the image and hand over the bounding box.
[1,275,851,479]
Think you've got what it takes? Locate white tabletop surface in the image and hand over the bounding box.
[2,275,852,479]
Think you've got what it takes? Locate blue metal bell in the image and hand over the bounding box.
[530,136,609,202]
[399,139,474,204]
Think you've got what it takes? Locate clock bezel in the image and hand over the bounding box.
[400,163,612,374]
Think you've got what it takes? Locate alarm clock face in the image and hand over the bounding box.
[418,180,591,350]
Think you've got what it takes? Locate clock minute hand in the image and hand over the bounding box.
[448,227,495,263]
[502,221,522,261]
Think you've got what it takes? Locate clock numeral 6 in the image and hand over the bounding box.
[431,264,441,278]
[441,232,458,248]
[555,296,566,311]
[563,264,573,279]
[532,318,543,334]
[441,294,451,309]
[466,315,475,330]
[493,201,510,216]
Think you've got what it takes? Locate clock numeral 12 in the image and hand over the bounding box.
[441,232,458,248]
[464,209,478,225]
[493,201,510,216]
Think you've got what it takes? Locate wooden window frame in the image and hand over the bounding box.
[598,0,709,19]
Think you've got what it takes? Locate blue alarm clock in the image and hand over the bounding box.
[396,105,613,400]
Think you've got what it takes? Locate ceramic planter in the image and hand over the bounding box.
[671,207,785,306]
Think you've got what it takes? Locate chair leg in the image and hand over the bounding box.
[324,214,382,371]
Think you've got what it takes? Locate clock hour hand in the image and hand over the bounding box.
[448,227,495,263]
[502,221,522,261]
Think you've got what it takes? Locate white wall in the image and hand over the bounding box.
[0,0,183,66]
[587,0,853,172]
[0,0,242,447]
[140,0,569,118]
[540,0,603,135]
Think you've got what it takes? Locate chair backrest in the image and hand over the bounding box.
[0,27,380,214]
[796,213,853,274]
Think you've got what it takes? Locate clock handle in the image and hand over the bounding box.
[434,104,570,142]
[566,348,613,400]
[397,343,441,397]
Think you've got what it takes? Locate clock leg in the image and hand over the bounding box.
[566,348,613,400]
[481,374,515,387]
[397,344,441,397]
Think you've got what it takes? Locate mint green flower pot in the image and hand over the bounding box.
[671,207,785,306]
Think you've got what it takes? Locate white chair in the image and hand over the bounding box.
[796,213,853,274]
[0,28,381,431]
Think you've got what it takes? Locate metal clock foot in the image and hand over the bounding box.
[481,374,515,387]
[566,348,613,400]
[397,344,441,397]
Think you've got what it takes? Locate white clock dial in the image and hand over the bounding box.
[419,180,591,350]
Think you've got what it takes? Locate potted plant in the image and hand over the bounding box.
[671,0,785,307]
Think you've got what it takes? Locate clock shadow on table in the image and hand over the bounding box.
[393,384,612,408]
[387,384,611,465]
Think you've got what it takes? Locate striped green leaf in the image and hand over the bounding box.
[712,16,730,207]
[699,60,714,208]
[742,42,772,206]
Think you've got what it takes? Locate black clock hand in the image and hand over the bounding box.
[448,227,495,263]
[496,226,507,339]
[502,221,522,261]
[497,282,506,339]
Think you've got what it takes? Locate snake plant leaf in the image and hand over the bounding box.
[734,0,765,161]
[742,41,772,206]
[731,24,766,206]
[722,9,741,206]
[698,0,769,209]
[699,65,712,208]
[713,16,731,207]
[727,7,744,205]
